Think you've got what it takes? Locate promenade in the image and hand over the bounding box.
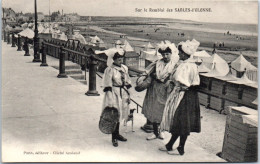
[2,41,226,162]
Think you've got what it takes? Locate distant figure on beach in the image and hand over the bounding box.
[181,33,185,37]
[212,48,216,54]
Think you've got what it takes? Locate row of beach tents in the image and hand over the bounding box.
[11,23,257,86]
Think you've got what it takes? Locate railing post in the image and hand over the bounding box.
[85,55,100,96]
[40,42,48,67]
[17,34,22,51]
[11,33,16,47]
[4,30,7,42]
[24,37,30,56]
[57,46,68,78]
[2,29,3,40]
[7,32,11,44]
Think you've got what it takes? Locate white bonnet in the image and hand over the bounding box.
[95,48,125,66]
[157,40,179,57]
[179,39,200,55]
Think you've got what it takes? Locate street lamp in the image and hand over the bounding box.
[32,0,41,62]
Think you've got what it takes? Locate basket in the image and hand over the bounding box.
[135,75,152,92]
[99,107,119,134]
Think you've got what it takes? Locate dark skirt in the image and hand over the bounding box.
[170,86,201,135]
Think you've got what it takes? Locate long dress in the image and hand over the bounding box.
[160,60,201,135]
[142,59,175,123]
[102,64,132,122]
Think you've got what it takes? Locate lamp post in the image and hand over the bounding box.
[32,0,41,62]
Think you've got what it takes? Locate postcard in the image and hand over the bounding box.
[1,0,258,162]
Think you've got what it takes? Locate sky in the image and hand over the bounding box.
[1,0,258,24]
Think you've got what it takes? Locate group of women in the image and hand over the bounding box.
[99,39,201,156]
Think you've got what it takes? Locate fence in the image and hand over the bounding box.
[44,39,144,113]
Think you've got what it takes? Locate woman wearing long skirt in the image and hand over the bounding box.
[141,42,179,140]
[99,48,132,147]
[159,39,201,155]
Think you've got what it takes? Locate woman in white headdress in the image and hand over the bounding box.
[99,48,132,147]
[140,41,179,140]
[159,39,201,156]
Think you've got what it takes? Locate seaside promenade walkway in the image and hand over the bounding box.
[2,41,226,162]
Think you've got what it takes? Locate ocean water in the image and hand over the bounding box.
[164,22,258,36]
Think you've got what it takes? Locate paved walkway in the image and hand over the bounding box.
[2,41,226,162]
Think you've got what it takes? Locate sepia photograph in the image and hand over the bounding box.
[1,0,258,162]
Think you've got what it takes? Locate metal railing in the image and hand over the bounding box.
[43,39,144,113]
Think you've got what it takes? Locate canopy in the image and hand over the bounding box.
[122,40,134,52]
[18,28,34,39]
[202,53,229,76]
[231,54,257,72]
[193,50,211,58]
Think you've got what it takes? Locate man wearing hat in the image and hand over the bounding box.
[159,39,201,155]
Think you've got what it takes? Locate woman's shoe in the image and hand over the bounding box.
[146,134,157,140]
[158,132,165,140]
[167,150,179,155]
[112,139,118,147]
[158,145,172,152]
[116,134,127,142]
[177,146,185,155]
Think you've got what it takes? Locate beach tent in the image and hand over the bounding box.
[252,98,258,105]
[21,23,28,29]
[74,33,87,44]
[58,32,68,41]
[141,50,159,62]
[193,50,211,58]
[42,27,54,34]
[231,54,257,72]
[142,42,155,50]
[115,40,122,45]
[198,63,211,73]
[202,53,229,77]
[28,23,34,28]
[38,24,45,33]
[90,36,104,44]
[18,28,35,39]
[5,25,12,31]
[230,72,255,85]
[115,40,123,48]
[215,66,238,81]
[122,40,134,52]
